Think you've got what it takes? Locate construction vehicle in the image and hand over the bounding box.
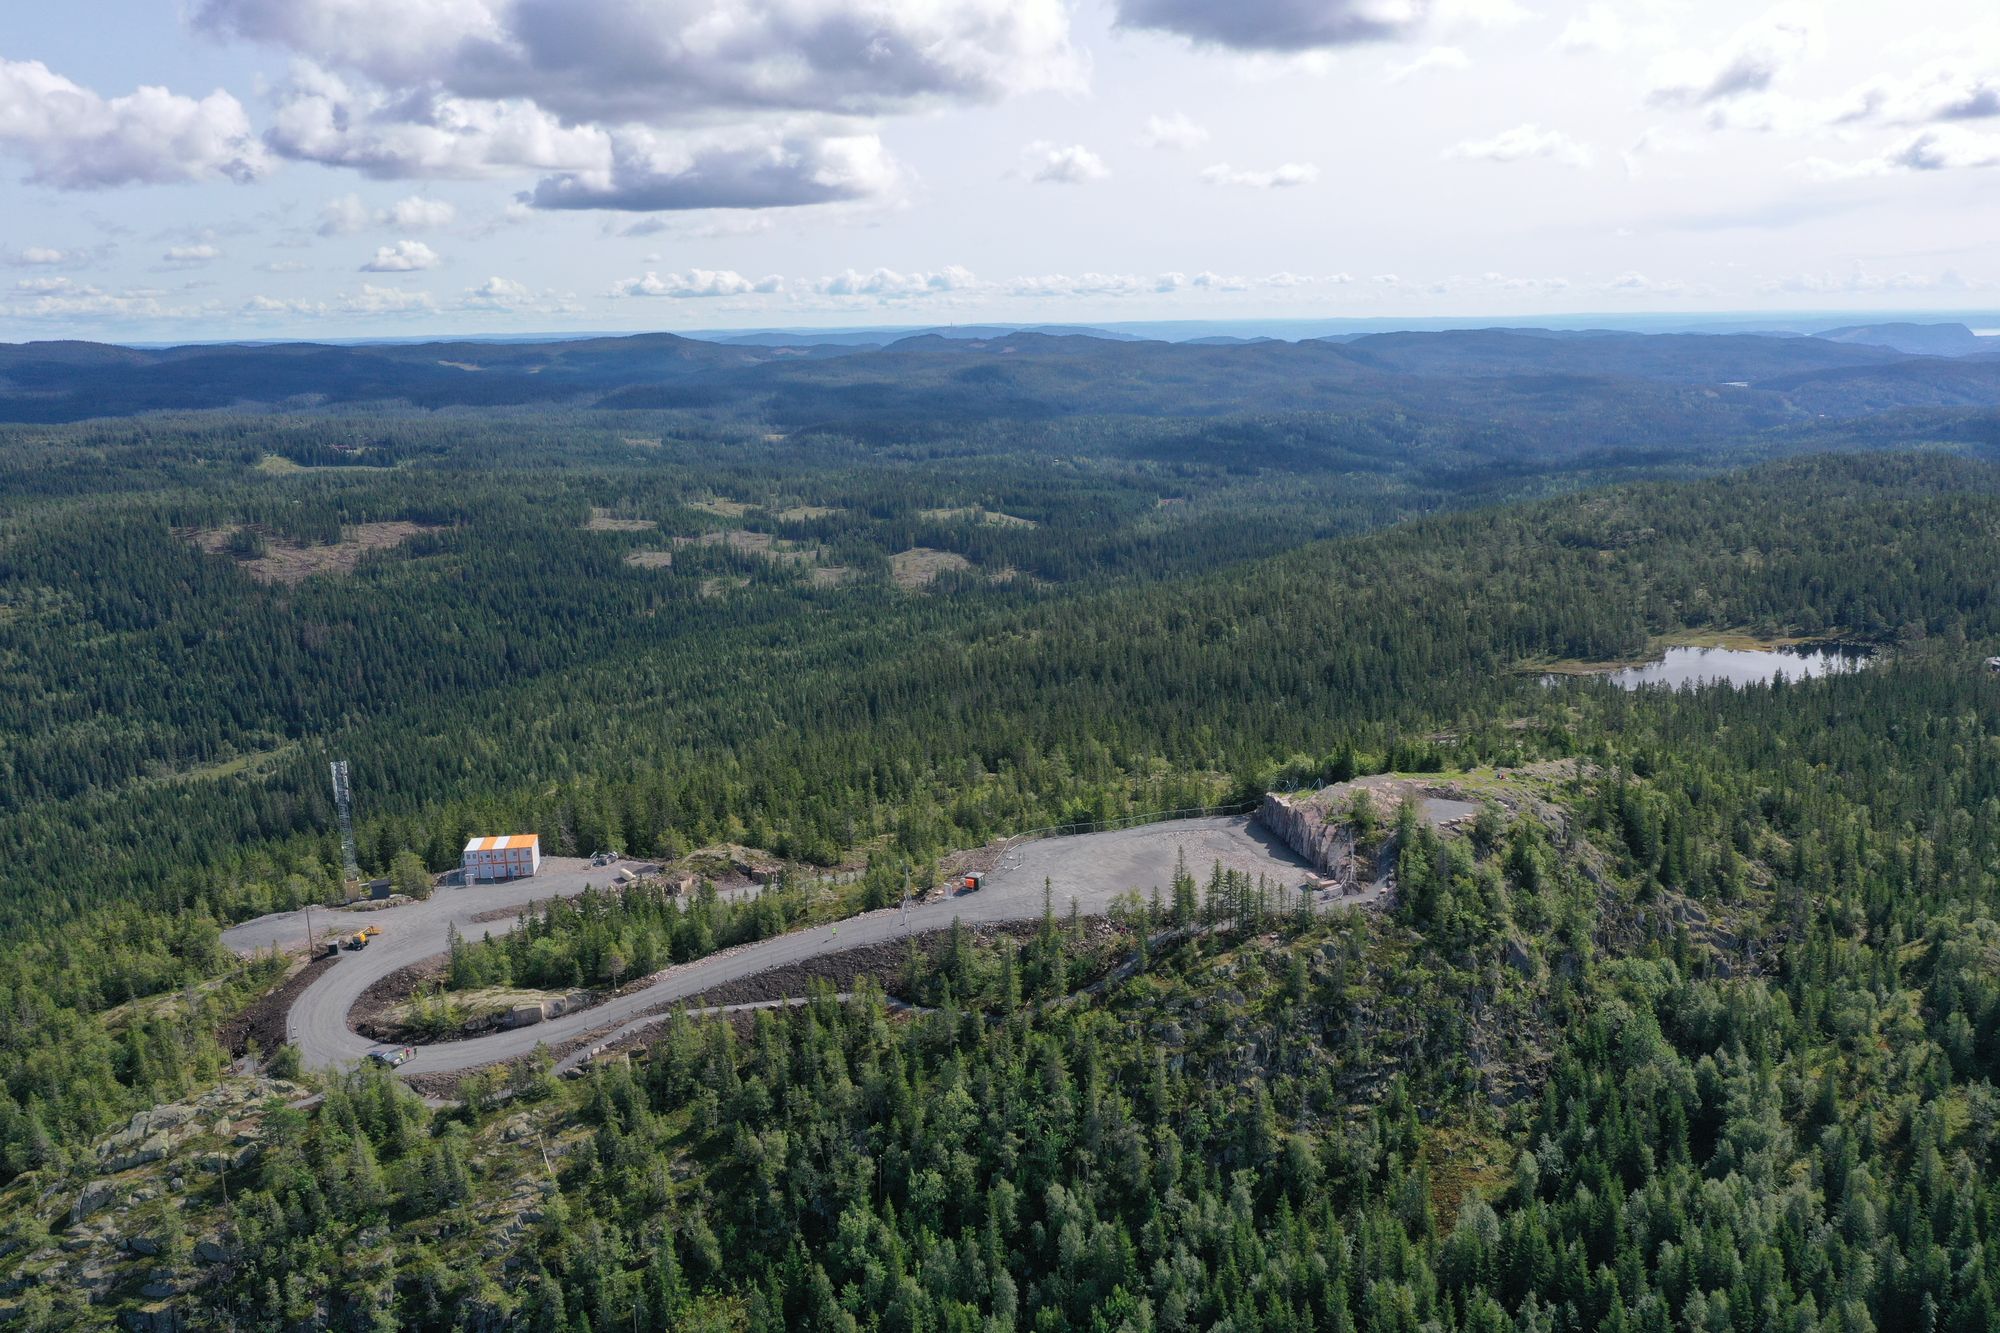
[342,931,370,951]
[359,924,383,939]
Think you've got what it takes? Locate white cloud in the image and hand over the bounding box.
[1602,271,1688,295]
[1445,123,1592,167]
[611,269,784,298]
[1200,162,1320,187]
[198,0,1083,122]
[816,267,978,297]
[0,57,270,189]
[163,244,221,264]
[463,275,533,306]
[1556,4,1630,54]
[1649,5,1821,108]
[530,131,898,210]
[361,239,440,271]
[338,282,437,314]
[319,191,458,235]
[1833,65,2000,127]
[1025,142,1109,184]
[1387,46,1470,81]
[2,280,184,320]
[1115,0,1429,52]
[1759,262,1978,295]
[1435,0,1530,30]
[1265,271,1352,287]
[317,193,373,235]
[1139,113,1209,151]
[1005,272,1155,298]
[1620,126,1702,178]
[387,196,457,229]
[11,246,75,266]
[1805,126,2000,179]
[269,62,608,180]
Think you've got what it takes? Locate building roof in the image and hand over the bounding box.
[463,834,540,853]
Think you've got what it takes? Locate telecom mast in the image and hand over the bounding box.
[330,760,362,896]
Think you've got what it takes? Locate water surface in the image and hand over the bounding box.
[1593,645,1871,690]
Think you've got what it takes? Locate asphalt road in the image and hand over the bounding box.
[224,817,1318,1077]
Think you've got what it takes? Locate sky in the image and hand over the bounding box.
[1,0,1998,342]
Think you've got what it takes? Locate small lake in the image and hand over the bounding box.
[1590,645,1872,690]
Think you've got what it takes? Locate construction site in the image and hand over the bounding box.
[221,759,1567,1084]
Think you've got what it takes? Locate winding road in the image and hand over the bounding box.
[222,816,1321,1077]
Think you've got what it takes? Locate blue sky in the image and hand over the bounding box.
[2,0,1998,341]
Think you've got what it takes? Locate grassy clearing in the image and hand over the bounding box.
[890,547,974,588]
[919,506,1037,528]
[623,550,674,569]
[676,529,819,566]
[253,453,396,475]
[584,508,656,533]
[188,522,439,584]
[384,986,568,1031]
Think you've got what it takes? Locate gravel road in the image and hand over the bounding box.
[224,816,1315,1076]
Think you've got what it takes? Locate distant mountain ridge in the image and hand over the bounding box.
[0,325,1996,426]
[1812,322,1990,357]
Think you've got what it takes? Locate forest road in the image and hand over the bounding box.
[223,816,1316,1077]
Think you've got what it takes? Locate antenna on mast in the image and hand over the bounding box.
[330,760,361,895]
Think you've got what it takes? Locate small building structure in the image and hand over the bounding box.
[1987,655,2000,674]
[462,834,541,883]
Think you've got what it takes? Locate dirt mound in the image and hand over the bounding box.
[219,954,338,1057]
[351,955,448,1041]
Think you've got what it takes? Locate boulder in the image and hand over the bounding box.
[122,1307,187,1333]
[502,1004,544,1030]
[1503,937,1536,975]
[71,1180,118,1226]
[193,1238,234,1265]
[126,1235,162,1257]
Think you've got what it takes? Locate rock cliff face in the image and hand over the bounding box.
[1257,793,1345,877]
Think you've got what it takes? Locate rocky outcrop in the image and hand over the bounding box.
[1257,793,1347,878]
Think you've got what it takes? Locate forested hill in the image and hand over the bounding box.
[3,353,2000,1326]
[7,446,2000,1328]
[4,326,2000,425]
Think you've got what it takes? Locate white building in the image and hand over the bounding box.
[462,834,541,883]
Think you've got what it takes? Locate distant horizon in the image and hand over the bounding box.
[76,309,2000,352]
[4,3,1998,344]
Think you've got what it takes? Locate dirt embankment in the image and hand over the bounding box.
[350,956,448,1042]
[398,922,1096,1099]
[220,954,339,1057]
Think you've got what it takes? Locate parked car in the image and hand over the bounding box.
[367,1046,415,1068]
